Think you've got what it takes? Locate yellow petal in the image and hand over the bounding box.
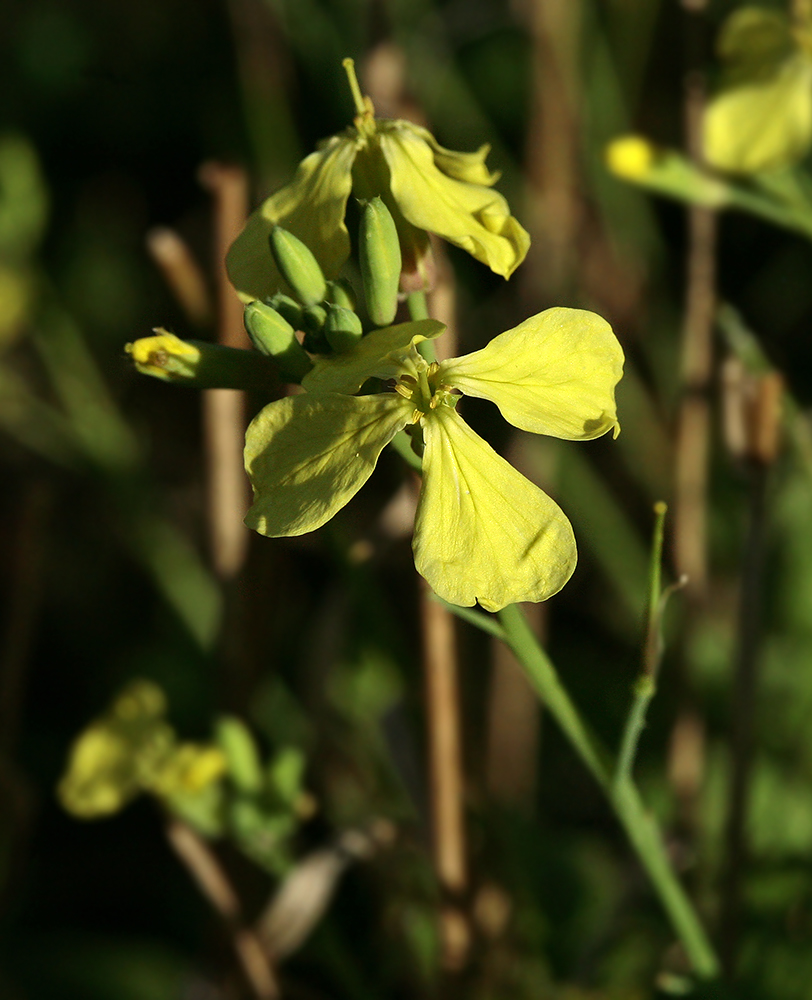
[245,393,414,536]
[302,318,445,395]
[413,405,576,612]
[378,122,529,278]
[704,54,812,174]
[439,307,624,440]
[409,124,500,186]
[226,134,358,302]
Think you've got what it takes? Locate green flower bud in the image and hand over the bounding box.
[325,278,357,312]
[269,226,327,307]
[244,301,312,382]
[324,304,363,352]
[127,329,280,390]
[215,716,264,795]
[268,292,304,330]
[359,196,402,328]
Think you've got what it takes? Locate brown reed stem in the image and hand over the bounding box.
[166,818,280,999]
[198,162,251,581]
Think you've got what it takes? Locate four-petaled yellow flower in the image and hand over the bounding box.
[226,59,529,304]
[244,307,624,612]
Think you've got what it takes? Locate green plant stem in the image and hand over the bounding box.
[407,291,437,364]
[615,501,668,788]
[476,602,721,979]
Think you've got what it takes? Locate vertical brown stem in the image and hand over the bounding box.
[674,9,717,602]
[420,580,469,971]
[198,163,251,581]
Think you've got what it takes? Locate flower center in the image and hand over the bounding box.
[394,362,457,422]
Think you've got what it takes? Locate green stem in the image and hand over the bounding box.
[480,603,721,979]
[407,292,437,364]
[615,501,668,788]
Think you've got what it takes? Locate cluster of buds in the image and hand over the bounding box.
[244,194,403,382]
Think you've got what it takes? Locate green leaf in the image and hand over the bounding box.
[413,405,576,611]
[440,307,624,440]
[245,392,414,536]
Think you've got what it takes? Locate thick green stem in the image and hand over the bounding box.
[487,603,720,979]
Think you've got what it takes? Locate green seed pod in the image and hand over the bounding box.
[359,196,402,328]
[325,278,357,312]
[244,301,312,382]
[215,715,264,795]
[269,226,327,307]
[324,304,363,353]
[268,292,304,330]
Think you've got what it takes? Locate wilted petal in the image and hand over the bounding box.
[439,307,624,441]
[226,135,358,302]
[410,124,500,186]
[413,405,576,612]
[302,318,445,395]
[245,393,413,536]
[378,122,529,278]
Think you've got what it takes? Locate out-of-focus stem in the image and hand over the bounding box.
[166,819,280,999]
[674,6,716,601]
[719,372,783,974]
[198,163,251,581]
[145,227,213,329]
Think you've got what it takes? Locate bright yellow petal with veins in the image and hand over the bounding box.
[413,405,576,612]
[245,393,414,537]
[302,318,445,395]
[378,122,530,278]
[704,55,812,174]
[226,134,358,302]
[439,307,624,440]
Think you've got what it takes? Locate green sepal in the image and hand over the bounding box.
[244,301,313,382]
[325,278,357,311]
[269,226,328,307]
[359,195,402,327]
[324,304,364,352]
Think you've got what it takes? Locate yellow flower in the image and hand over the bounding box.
[226,60,529,304]
[244,308,624,612]
[704,6,812,173]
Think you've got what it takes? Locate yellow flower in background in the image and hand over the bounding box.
[704,6,812,174]
[226,59,530,303]
[58,680,226,820]
[244,308,624,612]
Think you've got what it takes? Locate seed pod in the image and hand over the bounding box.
[325,278,357,312]
[359,197,401,328]
[324,304,363,353]
[269,226,327,307]
[244,301,312,382]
